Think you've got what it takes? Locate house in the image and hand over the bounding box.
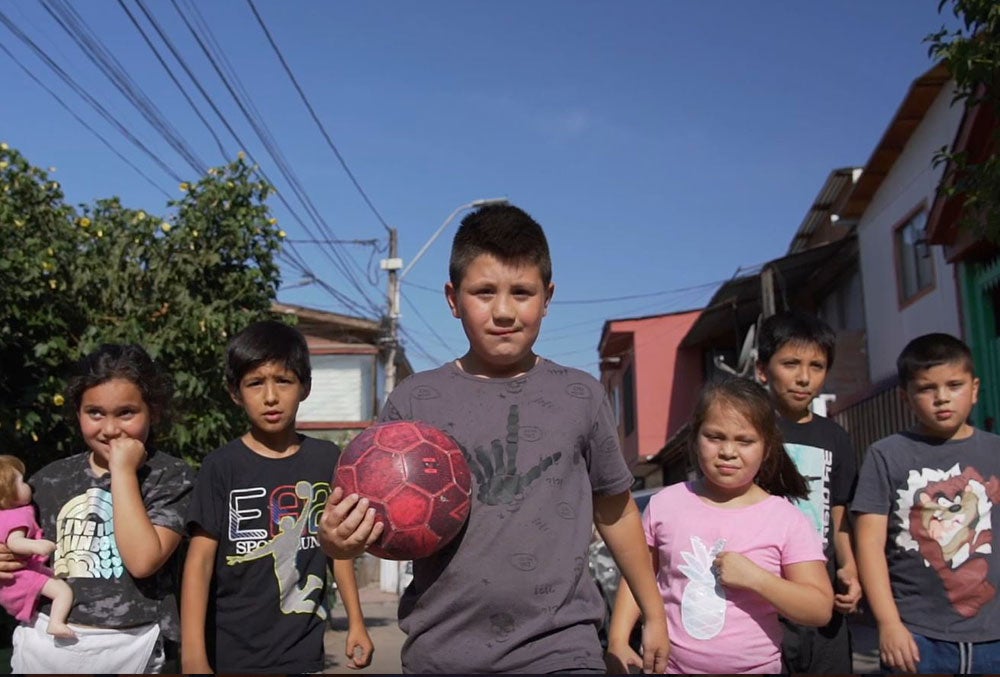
[830,63,969,450]
[925,88,1000,432]
[597,310,702,487]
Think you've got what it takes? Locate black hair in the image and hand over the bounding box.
[67,344,173,426]
[449,204,552,288]
[757,310,837,369]
[689,376,809,500]
[225,320,311,391]
[897,332,975,387]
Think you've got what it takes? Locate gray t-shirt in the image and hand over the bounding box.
[380,359,633,674]
[851,428,1000,642]
[32,449,194,641]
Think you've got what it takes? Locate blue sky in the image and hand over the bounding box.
[0,1,958,376]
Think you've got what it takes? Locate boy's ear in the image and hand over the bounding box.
[971,376,981,406]
[228,386,243,407]
[301,381,312,402]
[754,359,768,384]
[543,282,555,316]
[445,282,460,318]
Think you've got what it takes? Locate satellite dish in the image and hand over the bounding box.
[713,316,760,379]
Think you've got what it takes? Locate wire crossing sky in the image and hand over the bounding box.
[0,1,958,376]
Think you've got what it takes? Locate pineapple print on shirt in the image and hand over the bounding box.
[678,536,727,639]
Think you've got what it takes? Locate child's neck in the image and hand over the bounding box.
[455,353,539,379]
[916,421,975,442]
[693,477,768,508]
[777,403,813,424]
[242,429,301,458]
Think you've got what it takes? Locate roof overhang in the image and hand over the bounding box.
[840,63,951,222]
[679,236,857,349]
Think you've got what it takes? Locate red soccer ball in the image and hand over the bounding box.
[334,420,472,560]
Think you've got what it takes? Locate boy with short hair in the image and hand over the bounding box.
[320,204,669,674]
[755,310,861,674]
[181,320,373,674]
[853,332,1000,673]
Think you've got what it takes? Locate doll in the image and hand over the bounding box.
[0,455,75,638]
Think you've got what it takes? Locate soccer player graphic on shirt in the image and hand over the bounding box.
[226,480,326,618]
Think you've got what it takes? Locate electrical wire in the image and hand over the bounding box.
[0,39,172,199]
[246,0,393,234]
[0,7,185,183]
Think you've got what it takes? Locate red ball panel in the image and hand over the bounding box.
[400,442,456,496]
[355,448,405,497]
[373,422,424,453]
[385,485,432,529]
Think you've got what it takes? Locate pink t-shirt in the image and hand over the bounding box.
[0,504,53,622]
[643,481,825,674]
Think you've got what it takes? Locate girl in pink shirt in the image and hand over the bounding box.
[607,378,833,674]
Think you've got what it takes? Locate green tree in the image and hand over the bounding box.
[927,0,1000,240]
[0,145,286,469]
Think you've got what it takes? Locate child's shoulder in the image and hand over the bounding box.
[33,451,89,480]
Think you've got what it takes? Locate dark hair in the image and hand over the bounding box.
[67,344,173,425]
[757,310,837,369]
[449,204,552,288]
[690,377,809,500]
[225,320,311,391]
[0,455,26,510]
[897,332,975,386]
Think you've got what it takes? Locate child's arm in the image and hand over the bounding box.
[6,529,56,558]
[855,512,919,673]
[831,505,862,613]
[181,530,217,675]
[108,437,183,578]
[319,487,385,559]
[606,547,663,674]
[714,552,832,626]
[594,492,669,674]
[331,558,374,669]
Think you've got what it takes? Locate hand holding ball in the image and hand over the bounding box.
[333,421,472,560]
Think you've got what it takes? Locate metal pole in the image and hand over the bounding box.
[382,227,401,396]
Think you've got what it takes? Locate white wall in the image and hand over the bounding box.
[858,82,964,382]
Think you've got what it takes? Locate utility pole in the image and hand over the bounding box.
[381,227,402,396]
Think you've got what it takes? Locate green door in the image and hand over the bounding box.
[961,255,1000,431]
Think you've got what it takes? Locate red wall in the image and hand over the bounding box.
[603,310,702,463]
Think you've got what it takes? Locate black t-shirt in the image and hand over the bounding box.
[186,436,339,673]
[778,415,857,569]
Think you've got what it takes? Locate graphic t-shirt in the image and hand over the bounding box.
[644,482,824,674]
[778,415,856,567]
[852,429,1000,642]
[186,436,339,674]
[379,359,633,674]
[31,450,194,640]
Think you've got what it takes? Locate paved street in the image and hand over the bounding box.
[325,584,404,674]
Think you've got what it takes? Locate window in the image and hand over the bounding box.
[296,353,375,423]
[894,209,935,304]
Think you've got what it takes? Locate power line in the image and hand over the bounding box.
[246,0,393,234]
[0,39,172,199]
[171,0,381,315]
[0,7,185,183]
[115,0,230,160]
[40,0,208,175]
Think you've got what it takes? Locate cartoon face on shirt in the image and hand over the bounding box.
[895,463,1000,617]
